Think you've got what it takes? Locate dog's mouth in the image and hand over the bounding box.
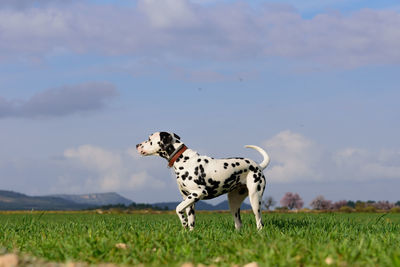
[137,148,151,156]
[136,146,147,156]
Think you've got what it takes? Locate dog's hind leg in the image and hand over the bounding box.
[228,185,248,230]
[186,204,195,230]
[247,171,266,230]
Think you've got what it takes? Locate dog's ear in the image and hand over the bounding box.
[173,133,181,140]
[160,132,173,144]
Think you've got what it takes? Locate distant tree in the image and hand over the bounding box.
[346,200,355,208]
[263,196,276,210]
[310,195,332,210]
[373,201,394,210]
[280,192,304,210]
[332,200,348,210]
[395,201,400,207]
[367,200,376,204]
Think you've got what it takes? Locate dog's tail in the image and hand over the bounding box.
[244,145,270,170]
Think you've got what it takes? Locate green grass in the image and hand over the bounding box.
[1,212,400,266]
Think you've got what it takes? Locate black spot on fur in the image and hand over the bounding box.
[173,133,181,140]
[188,208,194,216]
[199,165,204,172]
[181,171,189,180]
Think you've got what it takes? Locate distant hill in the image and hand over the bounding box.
[152,200,252,211]
[0,190,95,210]
[48,192,133,206]
[1,189,252,211]
[213,200,252,210]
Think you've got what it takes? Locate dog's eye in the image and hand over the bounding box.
[150,142,152,145]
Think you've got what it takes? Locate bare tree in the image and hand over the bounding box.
[310,195,332,210]
[263,196,276,210]
[373,201,394,210]
[280,192,304,210]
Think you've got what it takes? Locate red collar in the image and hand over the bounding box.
[168,145,187,167]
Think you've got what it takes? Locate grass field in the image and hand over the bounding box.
[1,212,400,266]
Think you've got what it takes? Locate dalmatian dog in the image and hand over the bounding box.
[136,132,270,230]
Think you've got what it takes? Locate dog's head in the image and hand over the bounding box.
[136,132,181,158]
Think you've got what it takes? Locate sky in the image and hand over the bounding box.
[1,0,400,207]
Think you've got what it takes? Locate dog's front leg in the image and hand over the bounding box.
[176,194,199,230]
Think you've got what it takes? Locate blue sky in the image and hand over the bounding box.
[1,0,400,206]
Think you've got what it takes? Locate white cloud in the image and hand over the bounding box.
[64,145,165,192]
[263,131,400,183]
[0,82,117,118]
[0,0,75,10]
[0,2,400,67]
[333,148,400,180]
[263,130,322,182]
[138,0,198,28]
[64,145,122,172]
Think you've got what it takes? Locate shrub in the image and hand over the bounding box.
[363,206,377,213]
[355,201,366,211]
[390,206,400,213]
[332,200,348,210]
[275,206,289,212]
[339,206,353,213]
